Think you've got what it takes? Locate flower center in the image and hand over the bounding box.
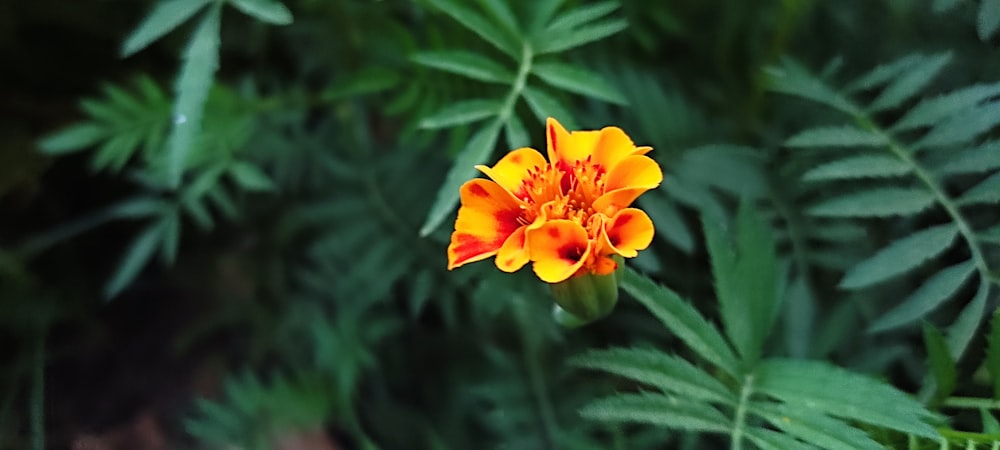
[518,157,607,235]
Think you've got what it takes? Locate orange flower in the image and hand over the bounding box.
[447,117,662,283]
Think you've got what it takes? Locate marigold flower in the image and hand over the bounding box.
[447,117,662,284]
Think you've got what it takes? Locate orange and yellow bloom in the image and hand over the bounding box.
[447,118,662,284]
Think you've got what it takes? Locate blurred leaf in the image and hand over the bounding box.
[521,86,576,129]
[893,82,1000,131]
[785,125,887,148]
[923,322,957,402]
[867,53,951,112]
[752,403,882,450]
[105,221,164,298]
[322,67,400,100]
[957,171,1000,205]
[868,260,976,333]
[987,311,1000,398]
[935,141,1000,175]
[808,187,935,218]
[947,281,992,357]
[39,124,107,155]
[544,1,618,35]
[419,99,502,129]
[166,5,221,188]
[619,268,740,377]
[803,154,910,181]
[426,0,520,59]
[121,0,210,57]
[755,359,938,438]
[535,18,628,54]
[934,0,962,12]
[916,101,1000,150]
[980,0,1000,40]
[503,114,530,149]
[637,191,694,254]
[764,59,859,115]
[840,224,957,289]
[477,0,519,35]
[228,161,276,192]
[160,212,180,265]
[420,120,501,236]
[745,427,815,450]
[227,0,292,25]
[412,51,515,84]
[580,392,731,433]
[845,54,923,93]
[531,61,626,105]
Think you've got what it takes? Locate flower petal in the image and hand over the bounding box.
[476,147,547,200]
[527,220,592,283]
[599,208,654,258]
[593,155,663,214]
[447,179,525,270]
[547,117,599,166]
[495,227,530,272]
[593,126,650,170]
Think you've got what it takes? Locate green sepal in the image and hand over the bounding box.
[549,257,622,325]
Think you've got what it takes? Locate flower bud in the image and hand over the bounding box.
[549,257,621,326]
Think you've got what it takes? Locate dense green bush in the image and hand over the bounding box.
[2,0,1000,448]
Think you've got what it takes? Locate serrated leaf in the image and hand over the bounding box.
[619,267,740,377]
[808,187,935,218]
[803,155,910,181]
[916,101,1000,150]
[39,123,107,154]
[420,121,501,236]
[535,18,628,54]
[868,261,976,333]
[121,0,211,57]
[228,0,293,25]
[419,99,502,129]
[753,403,882,450]
[785,126,887,148]
[840,224,958,289]
[531,61,626,105]
[947,281,992,358]
[228,161,276,192]
[868,53,951,112]
[166,5,221,188]
[894,83,1000,131]
[426,0,519,58]
[755,359,938,438]
[745,427,816,450]
[637,192,695,254]
[987,311,1000,398]
[503,114,529,149]
[764,59,860,116]
[844,54,922,93]
[704,202,778,365]
[935,141,1000,175]
[571,348,735,404]
[579,392,731,433]
[521,86,577,129]
[958,171,1000,205]
[411,51,515,84]
[923,322,957,401]
[980,0,1000,40]
[105,221,164,298]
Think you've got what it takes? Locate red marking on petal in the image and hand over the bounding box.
[468,183,490,197]
[548,227,561,239]
[609,233,621,247]
[558,243,585,263]
[450,233,493,265]
[614,213,633,227]
[549,123,558,153]
[495,209,523,236]
[510,153,522,164]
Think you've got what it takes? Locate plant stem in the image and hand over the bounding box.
[498,42,534,122]
[30,331,45,450]
[942,396,1000,410]
[730,372,754,450]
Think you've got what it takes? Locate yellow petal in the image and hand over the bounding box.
[547,117,599,166]
[476,147,547,200]
[495,227,529,272]
[593,126,644,170]
[593,155,663,213]
[599,208,654,258]
[447,179,525,270]
[527,220,592,283]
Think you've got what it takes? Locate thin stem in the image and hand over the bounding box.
[498,42,534,122]
[730,373,754,450]
[942,396,1000,410]
[30,331,45,450]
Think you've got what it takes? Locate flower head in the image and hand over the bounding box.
[447,118,662,283]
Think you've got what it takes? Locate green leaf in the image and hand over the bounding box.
[923,322,957,401]
[528,0,565,33]
[755,359,938,438]
[535,18,628,54]
[227,0,292,25]
[867,53,951,112]
[840,224,958,289]
[543,1,618,34]
[868,260,976,333]
[105,221,164,298]
[166,5,221,188]
[160,212,180,266]
[845,54,923,93]
[934,0,961,12]
[571,347,735,404]
[477,0,519,36]
[521,86,577,129]
[637,192,695,254]
[764,59,860,115]
[426,0,520,59]
[958,171,1000,205]
[121,0,211,57]
[987,311,1000,398]
[803,155,910,181]
[752,403,882,450]
[420,120,501,236]
[419,99,502,129]
[704,202,778,365]
[503,114,530,149]
[39,123,107,154]
[619,267,741,377]
[980,0,1000,40]
[411,51,515,84]
[916,101,1000,150]
[947,281,992,357]
[322,67,400,100]
[785,125,887,148]
[579,392,731,434]
[228,161,276,192]
[936,141,1000,176]
[808,187,935,218]
[531,62,626,105]
[893,83,1000,131]
[744,427,815,450]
